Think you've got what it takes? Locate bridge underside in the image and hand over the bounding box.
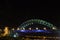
[13,30,56,37]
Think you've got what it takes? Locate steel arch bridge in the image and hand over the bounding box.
[19,19,56,29]
[10,19,58,38]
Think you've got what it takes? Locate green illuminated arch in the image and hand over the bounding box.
[19,19,56,29]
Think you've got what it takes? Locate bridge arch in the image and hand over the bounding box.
[19,19,56,29]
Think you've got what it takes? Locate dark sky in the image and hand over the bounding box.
[0,0,60,28]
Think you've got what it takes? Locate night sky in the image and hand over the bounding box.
[0,0,60,28]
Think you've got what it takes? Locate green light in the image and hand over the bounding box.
[19,19,56,29]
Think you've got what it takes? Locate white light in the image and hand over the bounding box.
[29,28,31,30]
[52,27,56,30]
[13,34,17,37]
[17,28,20,30]
[13,33,18,38]
[36,28,38,30]
[22,28,25,30]
[43,27,46,30]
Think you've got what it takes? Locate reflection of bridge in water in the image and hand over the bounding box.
[10,19,59,40]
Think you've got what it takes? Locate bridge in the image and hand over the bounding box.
[10,19,59,40]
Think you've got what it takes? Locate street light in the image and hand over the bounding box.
[43,27,47,30]
[29,28,31,30]
[36,27,38,30]
[52,27,57,30]
[22,28,25,30]
[17,28,20,30]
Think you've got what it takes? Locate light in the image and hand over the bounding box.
[43,36,46,39]
[13,34,17,37]
[36,30,44,32]
[17,28,20,30]
[43,27,46,30]
[13,33,18,38]
[19,19,55,30]
[21,30,25,31]
[32,23,33,24]
[43,37,46,38]
[3,27,9,36]
[15,30,51,33]
[20,30,25,32]
[29,28,31,30]
[36,27,38,30]
[12,28,15,31]
[52,27,56,30]
[22,28,25,30]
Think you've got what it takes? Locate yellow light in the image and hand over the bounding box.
[3,27,9,36]
[43,36,46,40]
[43,36,46,38]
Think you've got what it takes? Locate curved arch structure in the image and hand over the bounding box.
[10,19,57,37]
[19,19,56,29]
